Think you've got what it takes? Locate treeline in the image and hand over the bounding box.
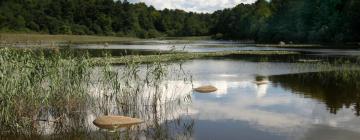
[1,0,360,43]
[0,0,211,38]
[211,0,360,43]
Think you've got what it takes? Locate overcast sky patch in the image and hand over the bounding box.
[127,0,257,13]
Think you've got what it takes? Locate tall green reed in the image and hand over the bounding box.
[0,48,92,135]
[0,47,193,138]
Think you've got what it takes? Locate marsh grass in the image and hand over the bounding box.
[0,47,92,135]
[0,47,193,138]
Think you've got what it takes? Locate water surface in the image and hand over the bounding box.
[76,40,360,56]
[171,60,360,140]
[3,40,360,140]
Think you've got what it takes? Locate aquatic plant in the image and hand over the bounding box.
[0,47,194,138]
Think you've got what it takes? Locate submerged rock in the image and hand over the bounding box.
[93,116,143,130]
[194,85,218,93]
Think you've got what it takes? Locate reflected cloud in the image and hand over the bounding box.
[256,83,269,98]
[128,0,256,13]
[188,79,360,137]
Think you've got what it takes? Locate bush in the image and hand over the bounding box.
[212,33,224,39]
[71,24,91,35]
[59,25,72,35]
[147,29,161,38]
[91,24,103,35]
[137,30,148,39]
[44,16,62,34]
[27,21,40,31]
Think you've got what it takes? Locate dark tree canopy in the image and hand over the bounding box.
[0,0,211,38]
[211,0,360,43]
[1,0,359,43]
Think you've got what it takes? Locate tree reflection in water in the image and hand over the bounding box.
[270,71,360,116]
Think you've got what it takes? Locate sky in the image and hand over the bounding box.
[127,0,257,13]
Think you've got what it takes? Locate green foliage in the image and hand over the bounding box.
[0,0,359,43]
[59,25,72,35]
[0,48,193,136]
[71,24,91,35]
[211,0,360,43]
[0,0,211,38]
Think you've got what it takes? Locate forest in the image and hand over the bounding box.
[1,0,360,43]
[0,0,212,38]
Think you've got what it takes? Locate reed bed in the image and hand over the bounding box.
[0,47,193,138]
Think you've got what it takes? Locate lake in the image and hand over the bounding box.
[2,40,360,140]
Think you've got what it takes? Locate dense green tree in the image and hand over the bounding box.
[211,0,360,43]
[0,0,211,38]
[344,0,360,41]
[0,0,359,42]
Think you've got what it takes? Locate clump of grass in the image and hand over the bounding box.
[0,48,92,134]
[0,48,93,135]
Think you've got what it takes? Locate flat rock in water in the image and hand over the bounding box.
[93,116,143,130]
[279,41,286,46]
[254,80,269,85]
[194,85,217,93]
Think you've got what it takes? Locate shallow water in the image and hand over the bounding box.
[75,40,360,56]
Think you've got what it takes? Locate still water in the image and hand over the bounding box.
[76,40,360,56]
[168,60,360,140]
[19,59,358,140]
[3,41,360,140]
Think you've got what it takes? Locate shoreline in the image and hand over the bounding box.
[92,50,300,64]
[1,33,359,49]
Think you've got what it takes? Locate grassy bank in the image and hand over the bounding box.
[0,33,140,45]
[0,33,211,45]
[156,36,211,40]
[256,44,322,48]
[255,42,360,48]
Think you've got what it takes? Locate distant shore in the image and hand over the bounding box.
[1,33,359,49]
[0,33,140,45]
